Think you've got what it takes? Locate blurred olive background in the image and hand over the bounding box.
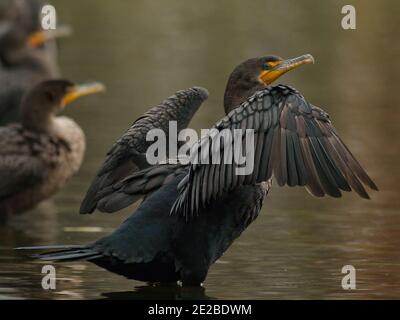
[0,0,399,299]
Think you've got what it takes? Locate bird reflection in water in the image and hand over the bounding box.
[101,283,213,300]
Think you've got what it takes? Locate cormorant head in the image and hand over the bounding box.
[224,54,314,114]
[0,0,71,65]
[21,79,105,132]
[0,21,71,57]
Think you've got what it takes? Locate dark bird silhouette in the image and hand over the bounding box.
[18,54,378,286]
[0,79,104,217]
[0,0,70,125]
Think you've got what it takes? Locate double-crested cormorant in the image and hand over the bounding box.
[0,79,104,216]
[20,55,378,285]
[0,0,70,125]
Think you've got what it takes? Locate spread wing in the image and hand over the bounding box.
[80,87,208,214]
[88,163,188,213]
[172,85,378,217]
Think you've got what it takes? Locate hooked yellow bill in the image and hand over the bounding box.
[62,82,106,107]
[259,54,315,85]
[27,25,72,48]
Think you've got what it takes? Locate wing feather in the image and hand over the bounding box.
[80,87,208,214]
[172,85,377,217]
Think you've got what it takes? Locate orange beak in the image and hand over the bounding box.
[62,82,106,107]
[27,25,72,48]
[260,54,315,85]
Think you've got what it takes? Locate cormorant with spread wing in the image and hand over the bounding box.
[18,54,378,286]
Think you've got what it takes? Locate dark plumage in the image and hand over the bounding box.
[79,86,208,214]
[223,55,281,113]
[0,0,43,36]
[30,177,267,285]
[0,79,104,216]
[173,84,378,217]
[19,54,378,286]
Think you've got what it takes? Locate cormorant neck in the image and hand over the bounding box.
[21,103,56,134]
[223,78,265,115]
[2,47,52,74]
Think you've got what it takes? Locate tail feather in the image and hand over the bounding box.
[15,245,85,250]
[15,245,102,262]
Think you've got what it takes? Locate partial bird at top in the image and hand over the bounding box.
[20,54,378,286]
[0,0,71,125]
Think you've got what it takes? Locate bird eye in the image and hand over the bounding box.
[45,90,56,102]
[262,63,270,70]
